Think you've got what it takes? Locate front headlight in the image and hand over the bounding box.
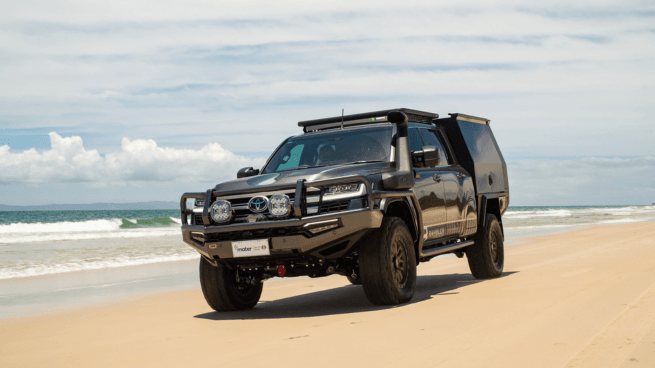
[209,200,233,223]
[323,183,366,201]
[327,183,360,194]
[269,194,292,218]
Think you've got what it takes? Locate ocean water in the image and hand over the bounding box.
[502,205,655,238]
[0,210,195,280]
[0,206,654,281]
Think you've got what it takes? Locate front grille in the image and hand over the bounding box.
[320,200,351,213]
[230,192,295,223]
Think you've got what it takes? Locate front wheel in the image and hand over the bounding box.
[466,214,504,279]
[359,217,417,305]
[199,257,263,311]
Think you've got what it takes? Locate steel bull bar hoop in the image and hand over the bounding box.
[180,176,374,225]
[179,192,206,225]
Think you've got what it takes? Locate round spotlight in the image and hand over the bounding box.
[269,194,292,218]
[209,200,233,223]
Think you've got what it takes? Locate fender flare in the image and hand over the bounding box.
[478,193,503,234]
[380,195,424,258]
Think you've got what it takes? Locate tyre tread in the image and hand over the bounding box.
[199,257,262,311]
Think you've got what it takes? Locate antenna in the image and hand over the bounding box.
[341,109,344,130]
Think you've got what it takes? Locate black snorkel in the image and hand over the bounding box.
[381,111,415,190]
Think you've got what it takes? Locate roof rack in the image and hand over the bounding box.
[298,108,439,133]
[448,113,490,125]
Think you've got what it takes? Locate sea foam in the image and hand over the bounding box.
[0,218,180,244]
[0,228,180,244]
[0,252,198,280]
[504,209,572,219]
[0,219,123,234]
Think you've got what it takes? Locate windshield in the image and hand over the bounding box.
[263,126,393,173]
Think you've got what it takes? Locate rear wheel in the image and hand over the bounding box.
[466,214,504,279]
[199,257,263,311]
[359,217,416,305]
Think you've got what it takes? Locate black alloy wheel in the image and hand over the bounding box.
[391,237,408,288]
[489,226,502,266]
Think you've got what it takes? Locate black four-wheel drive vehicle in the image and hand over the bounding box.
[180,108,509,310]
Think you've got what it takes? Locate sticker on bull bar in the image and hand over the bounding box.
[231,239,271,258]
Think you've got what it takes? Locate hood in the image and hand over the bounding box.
[214,162,391,193]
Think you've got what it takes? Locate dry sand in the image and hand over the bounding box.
[2,222,655,368]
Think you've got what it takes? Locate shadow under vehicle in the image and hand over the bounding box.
[180,108,509,310]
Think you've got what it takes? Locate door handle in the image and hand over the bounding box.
[433,174,442,182]
[457,173,466,179]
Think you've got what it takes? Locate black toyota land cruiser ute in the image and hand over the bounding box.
[180,108,510,310]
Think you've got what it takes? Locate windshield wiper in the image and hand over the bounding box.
[276,161,383,173]
[293,164,327,170]
[341,160,387,165]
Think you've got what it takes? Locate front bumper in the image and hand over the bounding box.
[181,208,384,260]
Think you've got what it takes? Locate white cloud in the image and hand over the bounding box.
[2,1,653,104]
[0,132,264,185]
[0,0,654,205]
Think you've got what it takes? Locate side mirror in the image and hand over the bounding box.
[411,151,425,168]
[411,146,440,168]
[423,146,441,167]
[237,167,260,178]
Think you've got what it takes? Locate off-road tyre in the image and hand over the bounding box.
[199,257,263,311]
[466,214,504,279]
[359,217,417,305]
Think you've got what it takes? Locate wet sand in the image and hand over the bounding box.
[2,221,655,367]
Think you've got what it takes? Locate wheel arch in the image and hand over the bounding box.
[479,194,503,236]
[382,197,421,262]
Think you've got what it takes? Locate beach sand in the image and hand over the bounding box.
[2,221,655,367]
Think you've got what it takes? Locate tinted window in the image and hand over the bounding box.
[408,128,424,152]
[420,129,450,165]
[264,126,393,173]
[458,121,501,164]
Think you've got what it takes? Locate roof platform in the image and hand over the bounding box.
[298,108,439,132]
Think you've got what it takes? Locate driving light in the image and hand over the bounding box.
[269,194,292,218]
[209,200,233,223]
[304,219,339,234]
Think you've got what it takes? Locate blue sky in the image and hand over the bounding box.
[1,0,654,206]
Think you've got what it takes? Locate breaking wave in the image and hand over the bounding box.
[0,219,123,234]
[504,209,572,219]
[0,217,181,244]
[0,252,198,280]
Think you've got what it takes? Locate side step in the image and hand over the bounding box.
[420,240,474,258]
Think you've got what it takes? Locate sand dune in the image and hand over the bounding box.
[2,222,655,367]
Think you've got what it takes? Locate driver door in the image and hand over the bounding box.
[409,127,447,243]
